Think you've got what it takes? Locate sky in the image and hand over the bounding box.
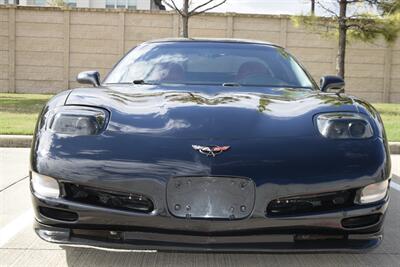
[165,0,377,16]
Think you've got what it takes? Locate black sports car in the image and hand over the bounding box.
[30,39,391,252]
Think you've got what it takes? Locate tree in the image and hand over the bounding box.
[311,0,316,15]
[47,0,67,7]
[294,0,400,78]
[377,0,400,14]
[162,0,227,37]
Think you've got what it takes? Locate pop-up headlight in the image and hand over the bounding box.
[316,113,373,139]
[49,106,107,136]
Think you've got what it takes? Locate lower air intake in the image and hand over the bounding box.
[342,214,381,228]
[267,190,355,216]
[39,206,78,221]
[63,183,154,213]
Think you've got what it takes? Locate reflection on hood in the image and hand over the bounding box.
[108,119,190,134]
[67,85,354,118]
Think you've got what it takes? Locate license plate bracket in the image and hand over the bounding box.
[167,176,255,219]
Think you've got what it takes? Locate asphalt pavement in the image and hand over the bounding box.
[0,148,399,267]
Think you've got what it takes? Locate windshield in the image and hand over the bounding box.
[104,42,316,89]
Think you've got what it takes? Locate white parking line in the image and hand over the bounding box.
[391,181,400,192]
[0,209,33,247]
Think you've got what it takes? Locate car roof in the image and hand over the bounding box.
[142,38,282,48]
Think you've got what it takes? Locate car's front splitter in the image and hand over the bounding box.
[34,220,383,253]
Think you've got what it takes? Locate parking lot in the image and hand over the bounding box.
[1,148,400,267]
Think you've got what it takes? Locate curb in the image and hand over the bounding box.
[0,135,32,148]
[0,135,399,154]
[391,142,400,154]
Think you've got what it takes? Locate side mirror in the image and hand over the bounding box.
[320,75,345,93]
[77,71,100,87]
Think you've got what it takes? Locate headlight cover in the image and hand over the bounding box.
[31,171,60,198]
[355,180,389,204]
[316,113,373,139]
[48,106,108,136]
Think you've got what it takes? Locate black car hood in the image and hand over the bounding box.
[33,84,388,193]
[66,84,357,139]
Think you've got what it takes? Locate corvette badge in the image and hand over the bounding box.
[192,145,231,157]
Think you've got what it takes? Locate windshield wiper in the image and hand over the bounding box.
[238,84,313,89]
[133,79,156,85]
[222,82,241,87]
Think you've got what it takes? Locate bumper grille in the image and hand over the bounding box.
[267,190,355,216]
[63,183,154,213]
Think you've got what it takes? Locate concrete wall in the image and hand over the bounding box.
[0,5,399,102]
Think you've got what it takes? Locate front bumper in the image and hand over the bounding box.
[32,191,389,252]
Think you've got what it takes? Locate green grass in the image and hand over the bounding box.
[0,93,53,135]
[0,93,399,141]
[373,103,400,142]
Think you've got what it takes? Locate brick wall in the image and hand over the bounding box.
[0,5,399,102]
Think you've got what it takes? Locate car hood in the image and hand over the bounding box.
[66,84,357,139]
[33,85,388,190]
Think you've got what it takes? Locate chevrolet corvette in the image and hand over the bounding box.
[30,39,391,252]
